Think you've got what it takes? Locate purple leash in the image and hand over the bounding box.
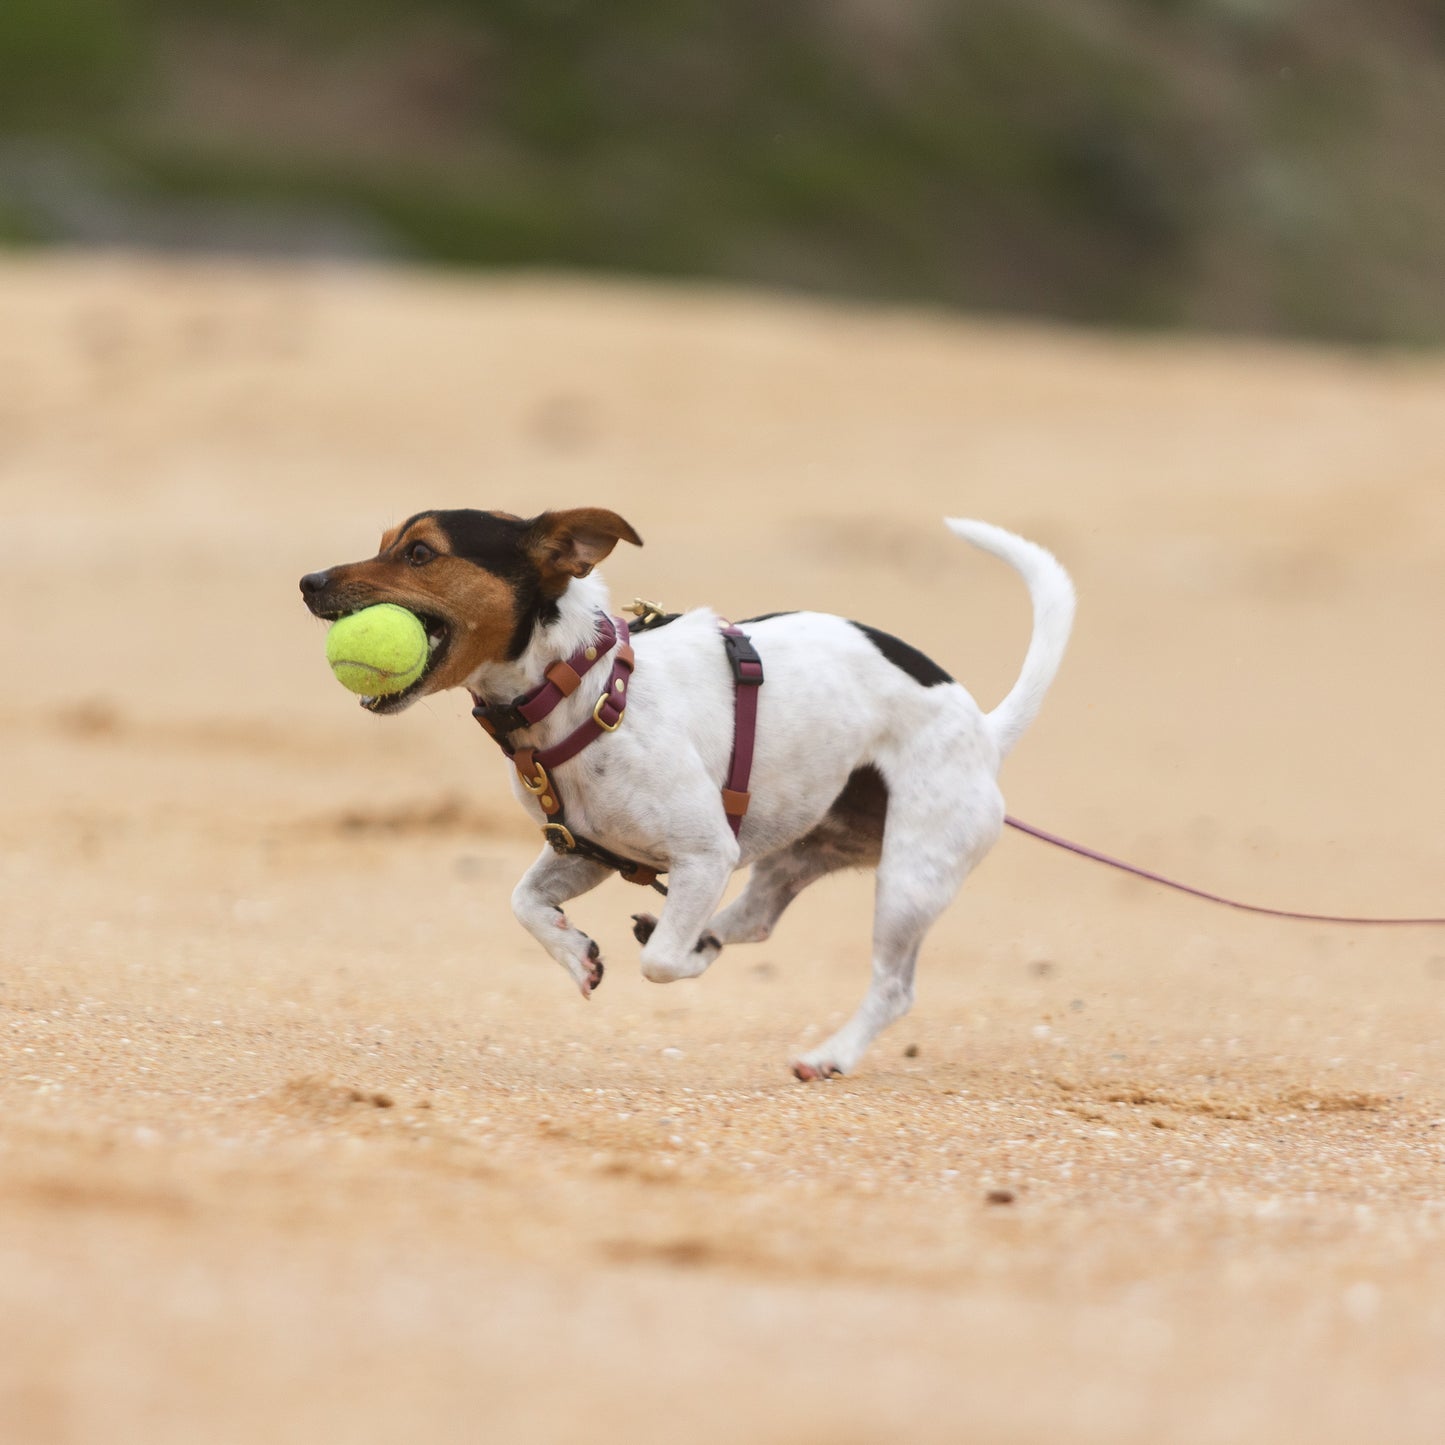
[1004,815,1445,926]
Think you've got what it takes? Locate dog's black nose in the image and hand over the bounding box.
[299,570,331,596]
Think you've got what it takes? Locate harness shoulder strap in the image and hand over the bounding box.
[720,625,764,838]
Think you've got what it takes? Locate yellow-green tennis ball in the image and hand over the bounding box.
[326,604,429,696]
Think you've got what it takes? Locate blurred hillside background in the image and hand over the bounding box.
[1,0,1442,343]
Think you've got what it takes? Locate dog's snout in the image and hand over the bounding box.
[299,570,331,597]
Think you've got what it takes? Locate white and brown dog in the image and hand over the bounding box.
[300,509,1074,1079]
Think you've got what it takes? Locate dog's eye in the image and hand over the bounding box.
[406,541,436,566]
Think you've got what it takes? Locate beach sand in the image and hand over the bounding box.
[2,255,1443,1443]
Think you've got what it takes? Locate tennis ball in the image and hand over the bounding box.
[326,604,429,696]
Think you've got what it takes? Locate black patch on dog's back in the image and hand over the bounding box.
[849,622,953,688]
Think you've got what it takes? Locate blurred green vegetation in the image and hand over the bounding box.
[1,0,1443,341]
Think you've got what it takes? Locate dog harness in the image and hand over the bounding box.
[471,607,763,892]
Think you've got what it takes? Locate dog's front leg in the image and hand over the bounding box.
[510,847,615,998]
[637,839,737,983]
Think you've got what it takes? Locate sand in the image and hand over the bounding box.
[2,254,1443,1444]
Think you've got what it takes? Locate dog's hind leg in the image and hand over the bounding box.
[640,763,889,952]
[511,847,615,998]
[792,761,1002,1080]
[706,848,839,945]
[714,835,876,944]
[634,765,890,954]
[634,845,839,952]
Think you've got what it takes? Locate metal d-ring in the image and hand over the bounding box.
[592,692,623,731]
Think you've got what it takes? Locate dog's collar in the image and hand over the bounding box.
[471,612,619,741]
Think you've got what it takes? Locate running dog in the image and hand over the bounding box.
[300,509,1074,1078]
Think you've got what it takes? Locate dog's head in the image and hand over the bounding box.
[300,507,642,713]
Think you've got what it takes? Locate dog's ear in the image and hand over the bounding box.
[525,508,643,589]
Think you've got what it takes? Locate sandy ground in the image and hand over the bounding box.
[2,255,1444,1444]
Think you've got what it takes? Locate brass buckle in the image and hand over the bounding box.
[627,597,666,624]
[520,762,549,795]
[542,822,576,852]
[592,692,623,731]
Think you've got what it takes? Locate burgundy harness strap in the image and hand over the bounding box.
[473,613,764,886]
[523,613,615,720]
[517,629,636,801]
[472,613,617,745]
[720,625,764,838]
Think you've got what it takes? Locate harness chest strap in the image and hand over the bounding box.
[510,634,635,816]
[471,611,764,884]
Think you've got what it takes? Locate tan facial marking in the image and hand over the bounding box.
[315,507,640,704]
[381,517,449,559]
[319,517,521,695]
[411,564,518,689]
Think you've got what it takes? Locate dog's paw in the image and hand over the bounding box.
[630,913,657,946]
[791,1058,843,1083]
[577,938,605,998]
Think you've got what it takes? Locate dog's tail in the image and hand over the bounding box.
[945,518,1076,761]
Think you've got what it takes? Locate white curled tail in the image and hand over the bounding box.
[945,518,1076,760]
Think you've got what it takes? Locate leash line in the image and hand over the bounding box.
[1004,816,1445,926]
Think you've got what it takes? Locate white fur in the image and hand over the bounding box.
[944,519,1076,759]
[485,518,1075,1078]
